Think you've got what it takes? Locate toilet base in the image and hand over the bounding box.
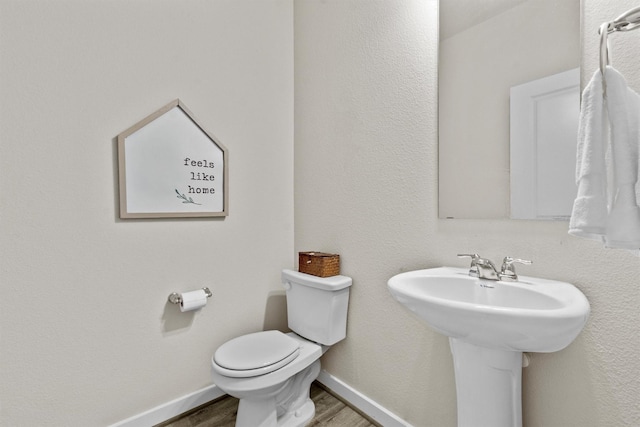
[234,359,321,427]
[274,398,315,427]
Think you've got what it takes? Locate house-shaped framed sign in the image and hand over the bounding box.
[117,99,228,219]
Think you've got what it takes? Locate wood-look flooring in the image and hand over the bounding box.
[158,382,379,427]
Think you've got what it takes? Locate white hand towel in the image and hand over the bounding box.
[569,69,608,241]
[569,66,640,251]
[602,67,640,249]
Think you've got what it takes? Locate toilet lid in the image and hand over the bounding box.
[214,330,300,378]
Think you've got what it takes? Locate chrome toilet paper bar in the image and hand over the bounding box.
[168,287,213,304]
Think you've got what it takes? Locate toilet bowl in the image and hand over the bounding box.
[212,331,326,426]
[211,270,352,427]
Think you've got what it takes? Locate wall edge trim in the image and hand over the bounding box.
[317,370,413,427]
[109,370,411,426]
[108,384,226,427]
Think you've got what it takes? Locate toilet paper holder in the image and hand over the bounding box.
[168,287,213,305]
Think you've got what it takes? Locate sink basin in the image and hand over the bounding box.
[388,266,590,426]
[387,267,590,352]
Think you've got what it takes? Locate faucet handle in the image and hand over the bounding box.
[499,257,532,281]
[457,253,481,277]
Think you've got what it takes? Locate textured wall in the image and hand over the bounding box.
[0,1,293,425]
[295,1,640,426]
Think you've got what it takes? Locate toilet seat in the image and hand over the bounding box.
[213,330,300,378]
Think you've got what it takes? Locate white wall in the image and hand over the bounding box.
[295,1,640,426]
[0,1,293,425]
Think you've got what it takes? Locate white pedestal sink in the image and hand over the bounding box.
[388,267,590,427]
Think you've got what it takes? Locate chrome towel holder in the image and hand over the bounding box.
[598,5,640,95]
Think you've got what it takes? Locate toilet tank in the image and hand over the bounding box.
[282,269,352,346]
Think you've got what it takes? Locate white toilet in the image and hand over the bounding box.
[211,269,352,427]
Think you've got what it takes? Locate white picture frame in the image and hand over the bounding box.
[117,99,229,219]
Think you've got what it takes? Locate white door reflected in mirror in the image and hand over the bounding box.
[510,68,580,220]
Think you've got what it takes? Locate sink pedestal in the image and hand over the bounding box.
[450,338,523,427]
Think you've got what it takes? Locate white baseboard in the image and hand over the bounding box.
[316,370,412,427]
[108,384,226,427]
[109,370,411,427]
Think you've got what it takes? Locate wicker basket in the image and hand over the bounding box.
[298,252,340,277]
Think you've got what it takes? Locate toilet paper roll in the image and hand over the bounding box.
[179,289,208,312]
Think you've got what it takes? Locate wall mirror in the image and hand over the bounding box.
[438,0,581,220]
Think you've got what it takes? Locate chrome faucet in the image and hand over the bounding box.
[458,254,532,281]
[457,253,480,276]
[498,257,533,282]
[458,254,499,280]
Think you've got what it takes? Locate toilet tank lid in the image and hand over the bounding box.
[282,269,352,291]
